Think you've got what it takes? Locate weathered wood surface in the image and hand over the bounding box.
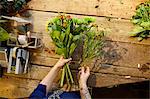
[0,0,150,98]
[4,65,149,81]
[31,54,150,79]
[0,76,40,98]
[2,65,147,98]
[29,10,150,45]
[30,41,150,69]
[28,10,150,70]
[28,0,148,19]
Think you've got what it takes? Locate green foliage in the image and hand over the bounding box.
[0,18,9,42]
[0,27,9,42]
[129,1,150,41]
[14,0,27,11]
[0,0,29,15]
[83,30,104,61]
[47,14,104,87]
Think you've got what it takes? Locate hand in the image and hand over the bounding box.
[79,67,90,88]
[54,56,72,68]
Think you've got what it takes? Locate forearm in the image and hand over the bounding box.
[80,84,91,99]
[40,66,59,94]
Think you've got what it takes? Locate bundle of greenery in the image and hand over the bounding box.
[47,14,104,87]
[129,1,150,41]
[0,0,30,16]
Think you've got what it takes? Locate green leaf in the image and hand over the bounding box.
[129,26,145,36]
[130,1,150,40]
[87,32,95,38]
[65,24,70,35]
[67,33,73,48]
[141,22,150,28]
[53,17,60,23]
[0,27,9,42]
[60,33,66,42]
[72,35,81,41]
[69,43,77,55]
[55,42,64,48]
[72,18,78,23]
[83,17,95,24]
[64,25,71,46]
[51,30,60,40]
[56,48,65,55]
[132,19,140,24]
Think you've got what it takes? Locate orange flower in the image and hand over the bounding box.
[60,15,64,19]
[67,15,71,19]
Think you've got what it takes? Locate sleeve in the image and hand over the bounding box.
[29,84,47,99]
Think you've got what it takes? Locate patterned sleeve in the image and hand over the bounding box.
[29,84,47,99]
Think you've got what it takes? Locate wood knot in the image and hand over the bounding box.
[95,5,99,8]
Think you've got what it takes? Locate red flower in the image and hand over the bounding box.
[60,15,64,19]
[67,15,71,19]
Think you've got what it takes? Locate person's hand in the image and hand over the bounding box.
[54,56,72,69]
[79,67,90,89]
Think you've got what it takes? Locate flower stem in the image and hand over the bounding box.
[60,67,65,87]
[65,65,70,85]
[66,63,74,84]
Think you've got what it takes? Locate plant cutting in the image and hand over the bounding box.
[0,0,30,16]
[0,27,9,42]
[47,14,104,87]
[0,18,9,42]
[129,1,150,41]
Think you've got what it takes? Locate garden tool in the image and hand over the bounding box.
[1,15,32,24]
[7,48,29,74]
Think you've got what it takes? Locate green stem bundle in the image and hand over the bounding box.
[60,64,74,87]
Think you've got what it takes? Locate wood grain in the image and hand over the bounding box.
[2,64,148,98]
[27,10,150,69]
[0,0,150,98]
[0,76,39,98]
[90,72,147,88]
[0,73,147,98]
[28,0,148,19]
[29,10,150,45]
[4,65,149,84]
[30,41,150,69]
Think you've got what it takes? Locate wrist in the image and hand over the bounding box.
[80,86,89,94]
[53,65,60,70]
[79,82,87,89]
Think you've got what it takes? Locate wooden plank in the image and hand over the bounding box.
[4,65,149,87]
[28,0,148,19]
[4,65,52,80]
[0,76,40,98]
[4,64,150,80]
[99,41,150,68]
[28,10,150,68]
[0,68,147,98]
[30,55,59,66]
[89,73,147,88]
[29,10,150,45]
[31,40,150,68]
[89,63,150,79]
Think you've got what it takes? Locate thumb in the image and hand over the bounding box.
[64,58,72,63]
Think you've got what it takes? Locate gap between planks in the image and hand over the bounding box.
[27,0,147,19]
[28,10,150,45]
